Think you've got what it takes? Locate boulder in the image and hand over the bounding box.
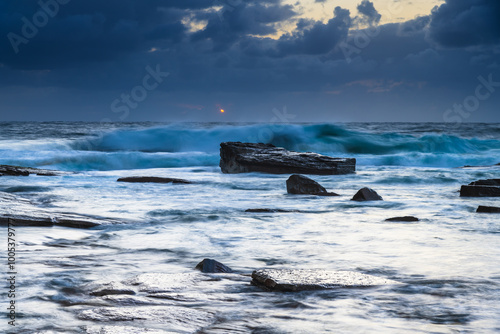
[0,164,71,176]
[476,206,500,213]
[385,216,419,222]
[117,176,192,184]
[195,259,233,273]
[251,269,399,292]
[219,142,355,175]
[286,174,339,196]
[460,185,500,197]
[351,187,383,201]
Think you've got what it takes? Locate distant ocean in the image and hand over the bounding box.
[1,122,499,333]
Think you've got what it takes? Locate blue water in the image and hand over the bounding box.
[0,122,499,333]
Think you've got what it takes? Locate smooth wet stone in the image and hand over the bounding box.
[219,142,356,175]
[0,192,119,228]
[86,326,178,334]
[476,206,500,213]
[245,208,299,213]
[117,176,192,184]
[385,216,419,222]
[460,185,500,197]
[351,187,383,201]
[251,269,398,291]
[195,258,234,273]
[79,306,214,332]
[286,174,339,196]
[0,164,71,176]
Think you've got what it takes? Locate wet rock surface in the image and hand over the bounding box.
[460,179,500,197]
[352,187,383,201]
[117,176,192,184]
[219,142,356,175]
[286,174,339,196]
[385,216,419,222]
[0,164,71,176]
[195,258,234,273]
[0,192,120,228]
[252,269,399,291]
[245,208,299,213]
[476,206,500,213]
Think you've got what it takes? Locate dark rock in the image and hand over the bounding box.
[90,282,136,297]
[468,179,500,186]
[219,142,356,175]
[385,216,419,222]
[117,176,192,184]
[476,206,500,213]
[0,192,119,228]
[0,164,71,176]
[351,187,383,201]
[251,269,399,292]
[460,185,500,197]
[245,208,299,213]
[195,258,233,273]
[286,174,339,196]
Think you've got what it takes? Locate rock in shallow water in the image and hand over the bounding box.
[385,216,419,222]
[195,258,233,273]
[286,174,339,196]
[0,164,71,176]
[351,187,383,201]
[245,208,299,213]
[251,269,399,291]
[460,179,500,197]
[219,142,355,175]
[117,176,192,184]
[476,206,500,213]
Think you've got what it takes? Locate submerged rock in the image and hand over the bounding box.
[90,282,136,297]
[460,182,500,197]
[385,216,419,222]
[286,174,339,196]
[195,258,233,273]
[219,142,356,175]
[0,192,119,228]
[476,206,500,213]
[0,164,71,176]
[86,326,178,334]
[351,187,383,201]
[117,176,192,184]
[245,208,299,213]
[251,269,398,291]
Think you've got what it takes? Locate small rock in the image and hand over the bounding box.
[286,174,339,196]
[90,282,136,297]
[195,259,233,273]
[385,216,419,222]
[251,269,399,292]
[351,187,383,201]
[476,206,500,213]
[117,176,192,184]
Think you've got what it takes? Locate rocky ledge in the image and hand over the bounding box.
[460,179,500,197]
[219,142,355,175]
[117,176,192,184]
[0,164,71,176]
[251,269,400,291]
[0,192,120,228]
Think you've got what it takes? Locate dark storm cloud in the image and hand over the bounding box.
[428,0,500,48]
[356,0,381,25]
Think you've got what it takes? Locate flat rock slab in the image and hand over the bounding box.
[86,326,178,334]
[252,269,399,291]
[79,306,214,332]
[0,164,71,176]
[385,216,419,222]
[477,206,500,213]
[245,208,299,213]
[0,192,119,228]
[460,185,500,197]
[117,176,192,184]
[219,142,355,175]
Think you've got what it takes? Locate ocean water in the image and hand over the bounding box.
[0,122,499,333]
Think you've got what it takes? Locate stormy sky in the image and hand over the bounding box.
[0,0,499,122]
